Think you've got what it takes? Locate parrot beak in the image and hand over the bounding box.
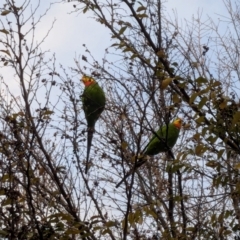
[81,76,95,87]
[174,118,182,129]
[81,76,87,83]
[81,76,96,87]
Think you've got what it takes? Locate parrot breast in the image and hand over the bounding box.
[82,82,106,128]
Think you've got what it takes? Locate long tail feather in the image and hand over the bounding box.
[115,157,146,188]
[85,127,94,174]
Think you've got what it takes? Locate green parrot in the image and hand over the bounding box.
[81,76,106,174]
[116,118,182,188]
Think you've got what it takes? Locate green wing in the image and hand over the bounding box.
[144,123,180,156]
[82,82,106,173]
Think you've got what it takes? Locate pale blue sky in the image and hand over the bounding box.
[0,0,228,94]
[36,0,227,69]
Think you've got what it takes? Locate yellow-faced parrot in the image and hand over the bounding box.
[116,118,182,187]
[81,76,106,174]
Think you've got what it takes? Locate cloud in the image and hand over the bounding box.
[0,0,229,97]
[1,2,111,96]
[35,2,110,65]
[166,0,226,20]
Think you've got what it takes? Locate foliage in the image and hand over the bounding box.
[0,0,240,239]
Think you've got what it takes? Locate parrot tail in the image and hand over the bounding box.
[85,127,94,174]
[115,157,146,188]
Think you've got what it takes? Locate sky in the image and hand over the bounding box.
[36,0,226,67]
[0,0,228,92]
[0,0,235,231]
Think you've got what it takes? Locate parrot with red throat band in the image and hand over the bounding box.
[81,76,106,174]
[116,118,182,188]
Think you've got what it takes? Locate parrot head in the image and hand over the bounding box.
[81,76,96,87]
[173,118,182,129]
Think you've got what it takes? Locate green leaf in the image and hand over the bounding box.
[2,174,11,182]
[130,53,138,59]
[212,81,221,87]
[123,47,133,52]
[189,92,199,104]
[0,49,11,57]
[143,206,157,219]
[1,10,11,16]
[136,6,147,12]
[195,145,204,156]
[156,50,166,57]
[121,141,128,150]
[218,212,224,222]
[119,26,127,35]
[110,43,119,47]
[191,62,199,68]
[105,221,116,227]
[128,210,143,226]
[186,227,195,231]
[90,215,101,220]
[0,29,9,34]
[172,62,178,67]
[173,195,182,201]
[171,163,184,173]
[196,116,205,124]
[199,86,211,94]
[195,77,208,84]
[65,227,80,234]
[83,7,88,13]
[172,94,181,103]
[55,222,64,230]
[223,230,232,236]
[193,133,201,141]
[136,14,148,18]
[211,213,216,223]
[93,226,102,231]
[219,101,227,109]
[121,218,126,229]
[218,149,225,159]
[56,213,73,221]
[161,78,174,89]
[124,22,132,27]
[198,96,208,109]
[2,198,11,206]
[225,210,233,218]
[102,229,111,235]
[206,135,218,144]
[232,111,240,125]
[234,163,240,170]
[13,6,22,12]
[0,230,8,236]
[206,160,219,168]
[43,110,54,115]
[0,189,5,195]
